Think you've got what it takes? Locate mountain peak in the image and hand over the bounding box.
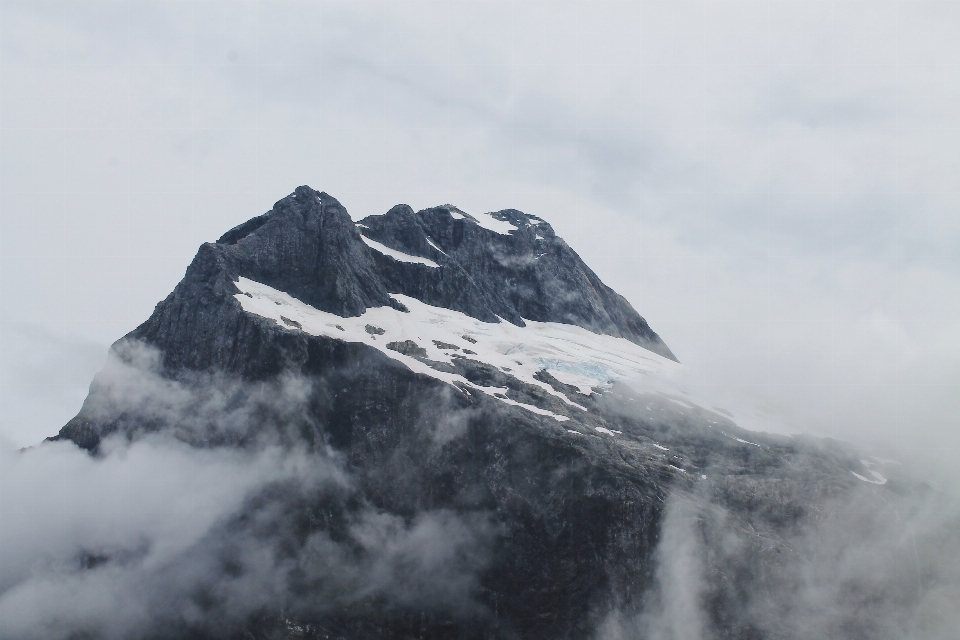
[45,186,908,640]
[93,187,670,393]
[207,187,676,362]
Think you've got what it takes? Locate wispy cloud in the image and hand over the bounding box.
[597,484,960,640]
[0,341,494,639]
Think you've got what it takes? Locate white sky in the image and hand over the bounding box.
[1,1,958,463]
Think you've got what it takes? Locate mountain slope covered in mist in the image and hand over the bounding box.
[5,186,953,640]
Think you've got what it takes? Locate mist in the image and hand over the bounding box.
[3,345,956,639]
[595,468,960,640]
[0,343,496,639]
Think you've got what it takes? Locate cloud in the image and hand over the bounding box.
[0,323,106,449]
[747,485,960,639]
[0,436,336,638]
[0,341,495,639]
[74,339,320,448]
[597,497,708,640]
[596,481,960,640]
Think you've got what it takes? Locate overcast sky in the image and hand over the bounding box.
[1,1,957,464]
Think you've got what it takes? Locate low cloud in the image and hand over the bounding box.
[598,497,708,640]
[597,482,960,640]
[76,339,317,447]
[0,342,495,639]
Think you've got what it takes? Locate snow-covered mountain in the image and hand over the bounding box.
[43,187,932,640]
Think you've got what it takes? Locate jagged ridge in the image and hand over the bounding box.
[212,186,675,360]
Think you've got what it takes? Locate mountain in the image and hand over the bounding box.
[48,187,921,640]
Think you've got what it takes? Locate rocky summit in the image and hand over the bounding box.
[51,187,924,640]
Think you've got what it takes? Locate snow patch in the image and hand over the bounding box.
[858,460,888,484]
[594,427,622,436]
[720,430,761,447]
[358,234,439,268]
[424,237,447,255]
[471,212,518,235]
[444,206,517,234]
[851,470,887,485]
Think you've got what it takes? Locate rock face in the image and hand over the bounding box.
[52,187,908,640]
[146,186,671,371]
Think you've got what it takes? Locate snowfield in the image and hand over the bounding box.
[234,277,681,422]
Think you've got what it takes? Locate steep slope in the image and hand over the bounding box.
[135,186,672,375]
[357,202,674,359]
[47,187,915,640]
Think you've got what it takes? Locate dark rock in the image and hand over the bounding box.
[386,340,428,358]
[360,203,676,360]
